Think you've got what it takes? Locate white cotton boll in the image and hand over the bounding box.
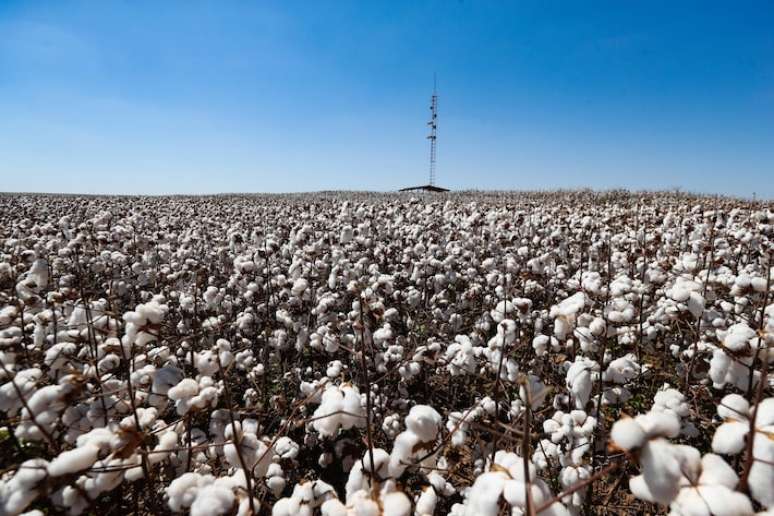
[668,285,691,303]
[723,323,756,351]
[274,437,300,460]
[388,431,420,478]
[405,405,442,443]
[340,226,354,244]
[345,448,391,500]
[168,378,198,405]
[611,417,647,450]
[748,443,774,508]
[463,472,506,516]
[633,441,698,505]
[47,444,99,476]
[190,484,237,516]
[326,360,343,379]
[339,385,364,430]
[0,368,41,416]
[669,453,753,516]
[149,431,178,465]
[291,277,309,297]
[589,317,606,336]
[637,411,681,439]
[603,354,639,384]
[382,491,412,516]
[312,383,365,438]
[1,458,48,515]
[152,366,184,396]
[566,359,594,409]
[414,487,438,516]
[532,334,550,356]
[194,350,220,375]
[652,387,690,418]
[167,472,212,512]
[560,465,591,506]
[687,291,704,319]
[266,475,286,498]
[320,499,348,516]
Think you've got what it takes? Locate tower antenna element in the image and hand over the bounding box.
[427,74,438,186]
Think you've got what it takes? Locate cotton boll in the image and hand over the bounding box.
[345,448,391,500]
[0,458,48,515]
[312,383,365,438]
[566,358,595,409]
[291,278,309,297]
[405,405,442,443]
[669,453,753,516]
[149,430,179,465]
[611,418,647,451]
[194,350,220,376]
[47,444,100,476]
[326,360,343,379]
[189,484,237,516]
[414,486,438,516]
[265,463,287,498]
[167,472,212,512]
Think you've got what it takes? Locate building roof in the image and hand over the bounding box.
[398,184,450,193]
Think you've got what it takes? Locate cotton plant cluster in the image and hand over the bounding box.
[0,191,772,515]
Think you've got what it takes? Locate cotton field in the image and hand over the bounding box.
[1,190,773,516]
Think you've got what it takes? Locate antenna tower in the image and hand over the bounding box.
[427,75,438,186]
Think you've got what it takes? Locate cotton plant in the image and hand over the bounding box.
[388,405,442,478]
[311,382,366,438]
[711,394,774,508]
[167,471,257,516]
[564,356,598,410]
[450,450,569,516]
[1,192,773,515]
[610,407,688,505]
[550,292,587,341]
[483,319,521,382]
[709,323,766,391]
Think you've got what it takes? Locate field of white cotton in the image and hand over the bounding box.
[0,190,772,516]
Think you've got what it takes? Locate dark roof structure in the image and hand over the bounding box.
[398,184,450,193]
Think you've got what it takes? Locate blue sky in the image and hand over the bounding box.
[1,1,773,197]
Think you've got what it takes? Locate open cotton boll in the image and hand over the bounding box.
[414,487,438,516]
[566,358,595,409]
[669,453,753,516]
[291,278,309,297]
[189,483,237,516]
[0,367,41,416]
[458,451,568,516]
[603,354,640,384]
[345,448,391,500]
[629,441,696,505]
[47,444,100,476]
[405,405,442,443]
[167,472,215,511]
[168,378,198,409]
[151,366,184,396]
[711,396,774,508]
[149,430,179,465]
[0,458,49,515]
[652,387,690,418]
[388,405,442,478]
[723,323,757,351]
[194,350,220,375]
[274,479,337,516]
[311,383,365,438]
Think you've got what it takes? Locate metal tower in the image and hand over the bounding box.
[427,76,438,186]
[398,76,448,192]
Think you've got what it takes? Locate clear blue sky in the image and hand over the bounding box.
[1,1,773,197]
